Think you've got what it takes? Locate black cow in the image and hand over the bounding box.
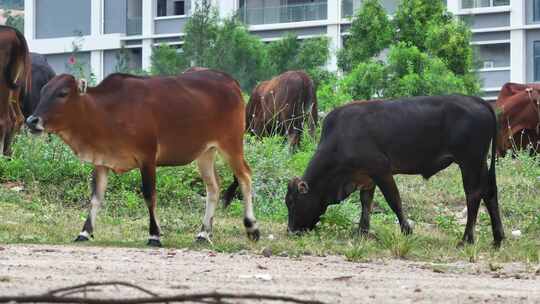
[21,53,55,118]
[286,95,505,247]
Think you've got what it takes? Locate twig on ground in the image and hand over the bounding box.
[0,281,325,304]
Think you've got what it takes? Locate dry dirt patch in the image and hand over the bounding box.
[0,244,538,303]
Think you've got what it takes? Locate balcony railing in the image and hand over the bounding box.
[461,0,509,9]
[239,2,327,25]
[127,17,142,35]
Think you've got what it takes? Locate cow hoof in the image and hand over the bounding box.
[247,228,260,242]
[74,235,90,242]
[147,239,162,247]
[195,232,213,244]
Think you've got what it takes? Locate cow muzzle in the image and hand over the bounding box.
[26,115,45,133]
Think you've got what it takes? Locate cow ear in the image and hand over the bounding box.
[297,180,309,194]
[77,79,88,95]
[289,177,309,194]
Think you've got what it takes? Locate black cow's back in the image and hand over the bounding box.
[22,53,56,118]
[317,95,495,177]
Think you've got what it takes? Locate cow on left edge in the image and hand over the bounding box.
[0,25,31,156]
[26,69,260,246]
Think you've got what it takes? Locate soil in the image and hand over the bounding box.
[0,244,539,303]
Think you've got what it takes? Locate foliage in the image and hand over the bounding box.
[339,60,386,100]
[384,43,469,97]
[267,33,330,78]
[337,0,393,72]
[182,0,219,68]
[335,0,479,98]
[3,9,23,32]
[208,18,270,91]
[393,0,450,51]
[66,33,96,85]
[150,44,188,76]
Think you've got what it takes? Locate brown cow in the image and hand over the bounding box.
[246,71,318,150]
[26,70,259,246]
[495,82,540,156]
[0,25,31,156]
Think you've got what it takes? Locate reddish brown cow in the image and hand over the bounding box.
[26,70,259,246]
[246,71,318,149]
[495,82,540,156]
[0,25,31,156]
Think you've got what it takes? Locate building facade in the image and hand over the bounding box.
[23,0,535,98]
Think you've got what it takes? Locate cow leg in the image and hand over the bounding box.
[223,155,259,241]
[75,166,108,242]
[196,148,220,242]
[481,168,505,248]
[2,129,14,157]
[459,164,483,245]
[371,174,412,234]
[287,130,301,152]
[140,163,161,247]
[358,186,375,236]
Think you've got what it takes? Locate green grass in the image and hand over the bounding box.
[0,132,539,265]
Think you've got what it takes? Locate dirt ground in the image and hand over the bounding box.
[0,244,539,303]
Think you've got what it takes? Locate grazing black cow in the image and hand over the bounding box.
[286,95,505,247]
[21,53,55,118]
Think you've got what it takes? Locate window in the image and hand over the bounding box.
[535,0,540,22]
[534,41,540,81]
[461,0,508,9]
[157,0,167,17]
[174,1,185,16]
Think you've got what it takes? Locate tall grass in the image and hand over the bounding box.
[0,131,538,264]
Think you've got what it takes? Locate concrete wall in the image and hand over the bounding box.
[36,0,91,38]
[104,0,127,34]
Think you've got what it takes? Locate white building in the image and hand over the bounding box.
[23,0,534,98]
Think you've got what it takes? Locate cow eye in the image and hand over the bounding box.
[57,90,69,98]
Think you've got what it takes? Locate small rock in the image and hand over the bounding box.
[267,234,275,241]
[254,273,272,281]
[96,265,103,271]
[511,230,522,238]
[414,288,422,293]
[262,248,272,258]
[489,262,503,272]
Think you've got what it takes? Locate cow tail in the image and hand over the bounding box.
[222,176,239,208]
[5,27,31,93]
[487,101,498,198]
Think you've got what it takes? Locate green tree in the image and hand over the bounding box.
[150,44,188,76]
[337,0,393,72]
[339,60,386,100]
[3,10,23,32]
[182,0,219,67]
[208,18,269,91]
[384,43,468,98]
[266,33,330,86]
[393,0,450,51]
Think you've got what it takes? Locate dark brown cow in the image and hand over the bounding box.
[246,71,318,149]
[26,70,259,246]
[0,25,31,156]
[495,82,540,156]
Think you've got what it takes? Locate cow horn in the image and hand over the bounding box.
[77,79,88,95]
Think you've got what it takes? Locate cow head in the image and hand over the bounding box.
[285,177,326,234]
[26,74,85,134]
